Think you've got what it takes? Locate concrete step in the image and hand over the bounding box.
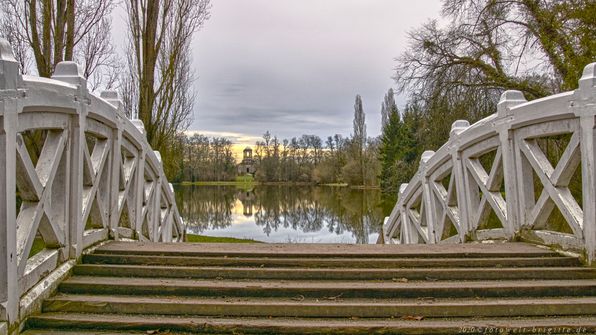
[95,241,561,259]
[72,264,596,280]
[25,313,596,335]
[58,276,596,299]
[82,254,580,268]
[42,294,596,318]
[23,241,596,334]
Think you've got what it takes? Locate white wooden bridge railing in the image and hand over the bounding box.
[0,39,184,328]
[382,62,596,262]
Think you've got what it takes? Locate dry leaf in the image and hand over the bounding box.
[324,293,343,300]
[401,315,424,321]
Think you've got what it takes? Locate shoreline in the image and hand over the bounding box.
[176,181,380,190]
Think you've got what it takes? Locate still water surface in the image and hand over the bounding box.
[175,185,395,244]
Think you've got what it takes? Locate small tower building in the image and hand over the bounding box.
[237,147,256,175]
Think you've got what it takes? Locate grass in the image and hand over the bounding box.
[29,236,46,258]
[179,175,257,188]
[185,233,262,243]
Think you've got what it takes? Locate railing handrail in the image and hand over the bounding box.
[383,62,596,262]
[0,38,184,328]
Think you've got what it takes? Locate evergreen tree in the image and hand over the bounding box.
[379,103,402,194]
[381,88,398,130]
[352,95,366,185]
[379,101,423,194]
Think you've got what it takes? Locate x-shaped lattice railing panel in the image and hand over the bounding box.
[427,160,463,242]
[15,130,68,275]
[81,134,111,230]
[518,127,583,238]
[405,186,429,244]
[464,145,507,232]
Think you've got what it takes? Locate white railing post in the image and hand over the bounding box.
[153,151,163,242]
[52,61,88,259]
[497,90,528,237]
[0,38,20,326]
[398,183,410,244]
[420,150,436,243]
[575,63,596,263]
[449,120,470,241]
[101,91,124,240]
[132,120,146,239]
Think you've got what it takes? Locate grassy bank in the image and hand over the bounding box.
[185,233,262,243]
[178,176,378,189]
[178,180,357,188]
[180,175,256,187]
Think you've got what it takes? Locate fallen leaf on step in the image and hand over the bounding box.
[291,294,305,301]
[146,330,159,334]
[425,276,438,281]
[324,293,343,300]
[401,315,424,321]
[392,277,408,283]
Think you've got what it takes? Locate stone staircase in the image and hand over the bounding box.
[22,241,596,334]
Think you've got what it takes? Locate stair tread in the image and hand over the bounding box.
[95,241,560,258]
[83,254,579,268]
[74,264,595,272]
[46,293,596,306]
[72,263,596,280]
[63,276,596,288]
[42,294,596,318]
[26,312,596,333]
[85,255,573,262]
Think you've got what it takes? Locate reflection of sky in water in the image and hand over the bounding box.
[178,186,388,244]
[186,200,379,243]
[186,201,379,243]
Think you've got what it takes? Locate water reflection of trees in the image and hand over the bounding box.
[175,186,236,233]
[175,185,387,242]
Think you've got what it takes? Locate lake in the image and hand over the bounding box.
[174,185,396,244]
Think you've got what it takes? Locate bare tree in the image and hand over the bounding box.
[123,0,210,178]
[395,0,595,103]
[0,0,119,83]
[77,17,120,91]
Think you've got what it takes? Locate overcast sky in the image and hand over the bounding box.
[186,1,442,144]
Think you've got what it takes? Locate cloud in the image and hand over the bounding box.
[190,0,442,143]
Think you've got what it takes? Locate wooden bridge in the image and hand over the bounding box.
[1,38,596,334]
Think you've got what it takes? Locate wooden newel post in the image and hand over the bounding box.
[575,63,596,264]
[0,38,20,326]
